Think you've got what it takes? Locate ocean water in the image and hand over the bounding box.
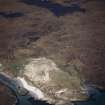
[0,74,51,105]
[73,87,105,105]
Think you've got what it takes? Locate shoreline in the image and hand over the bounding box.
[15,77,45,100]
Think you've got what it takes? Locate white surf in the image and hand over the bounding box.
[16,77,44,99]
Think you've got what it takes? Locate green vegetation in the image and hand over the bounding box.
[9,63,23,76]
[1,61,24,77]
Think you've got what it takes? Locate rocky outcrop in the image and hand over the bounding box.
[22,57,88,105]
